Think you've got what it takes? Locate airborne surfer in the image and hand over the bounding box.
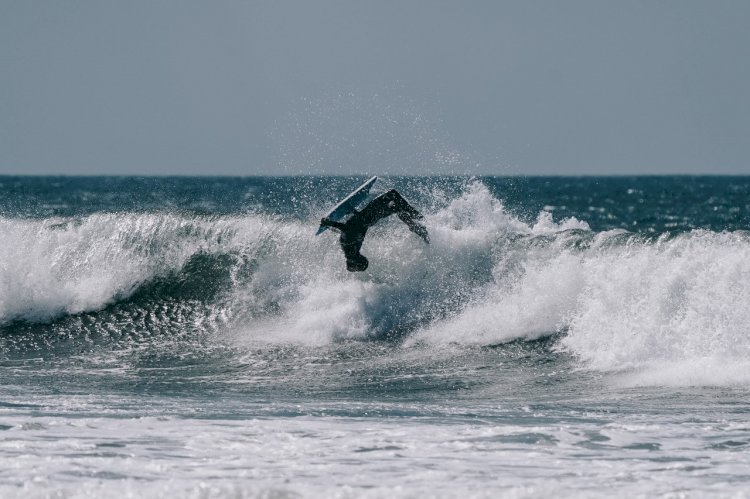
[320,189,430,272]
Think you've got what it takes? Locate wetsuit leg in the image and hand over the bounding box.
[358,190,418,226]
[358,190,429,243]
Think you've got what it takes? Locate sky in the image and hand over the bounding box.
[1,0,749,176]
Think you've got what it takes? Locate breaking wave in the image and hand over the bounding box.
[2,181,749,386]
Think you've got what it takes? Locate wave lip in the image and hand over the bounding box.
[0,213,269,325]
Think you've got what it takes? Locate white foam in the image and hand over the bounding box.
[413,216,750,386]
[1,412,749,498]
[397,183,750,386]
[561,230,750,386]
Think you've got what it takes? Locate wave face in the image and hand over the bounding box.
[1,176,750,386]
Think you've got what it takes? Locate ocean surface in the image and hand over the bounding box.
[1,175,750,498]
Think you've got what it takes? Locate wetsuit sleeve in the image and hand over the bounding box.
[320,218,346,230]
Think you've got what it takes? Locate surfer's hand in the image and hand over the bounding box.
[320,217,344,231]
[321,217,337,228]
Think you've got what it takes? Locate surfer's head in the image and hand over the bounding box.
[346,254,368,272]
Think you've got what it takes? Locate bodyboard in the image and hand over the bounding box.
[316,176,378,235]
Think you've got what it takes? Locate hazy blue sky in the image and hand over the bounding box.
[2,1,749,175]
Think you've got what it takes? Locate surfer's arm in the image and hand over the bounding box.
[320,218,345,231]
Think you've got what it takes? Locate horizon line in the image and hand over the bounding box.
[1,172,749,179]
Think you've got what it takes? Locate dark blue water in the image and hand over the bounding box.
[1,176,749,497]
[3,176,748,232]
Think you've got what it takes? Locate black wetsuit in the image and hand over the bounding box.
[321,190,429,272]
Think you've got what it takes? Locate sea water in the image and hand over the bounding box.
[1,176,750,498]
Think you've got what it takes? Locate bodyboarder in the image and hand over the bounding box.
[320,189,429,272]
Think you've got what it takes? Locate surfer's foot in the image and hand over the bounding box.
[398,210,429,243]
[409,221,430,244]
[407,208,424,220]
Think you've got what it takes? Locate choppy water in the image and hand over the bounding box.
[1,176,750,498]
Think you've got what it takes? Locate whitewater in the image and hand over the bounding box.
[1,176,750,497]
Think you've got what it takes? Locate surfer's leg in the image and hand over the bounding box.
[386,191,430,244]
[357,190,399,226]
[359,190,429,243]
[358,190,416,224]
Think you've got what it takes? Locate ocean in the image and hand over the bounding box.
[1,175,750,498]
